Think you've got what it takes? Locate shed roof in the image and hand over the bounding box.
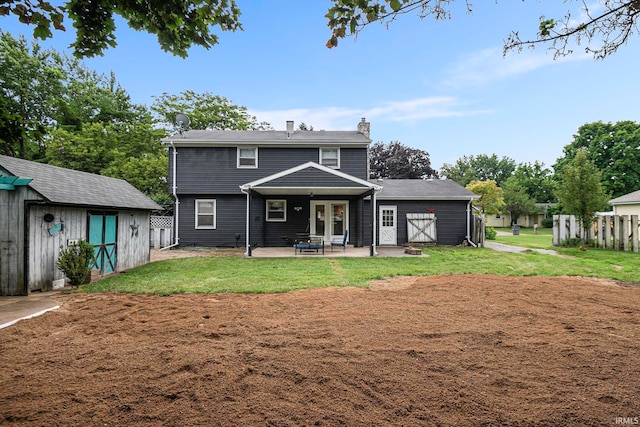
[0,155,161,210]
[373,179,479,201]
[609,189,640,205]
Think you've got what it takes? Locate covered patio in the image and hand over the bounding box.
[250,246,425,258]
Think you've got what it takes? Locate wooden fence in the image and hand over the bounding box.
[553,214,639,252]
[150,215,173,249]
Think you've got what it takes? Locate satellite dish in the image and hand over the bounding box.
[175,113,191,135]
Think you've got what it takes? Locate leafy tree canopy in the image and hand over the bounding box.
[325,1,640,59]
[509,161,556,203]
[0,0,242,58]
[440,154,516,187]
[554,120,640,199]
[466,179,505,215]
[369,141,438,179]
[555,148,610,238]
[501,176,539,225]
[151,91,272,133]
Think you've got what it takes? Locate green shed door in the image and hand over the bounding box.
[88,212,118,274]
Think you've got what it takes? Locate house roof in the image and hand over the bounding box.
[373,179,479,201]
[609,189,640,205]
[162,129,371,147]
[241,162,381,196]
[0,155,161,210]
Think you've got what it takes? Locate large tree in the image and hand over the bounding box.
[325,1,640,59]
[555,148,609,241]
[151,91,271,133]
[501,177,538,225]
[554,121,640,199]
[466,180,505,216]
[369,141,438,179]
[440,154,516,187]
[509,161,556,203]
[0,0,242,58]
[0,31,63,159]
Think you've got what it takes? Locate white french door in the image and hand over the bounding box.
[310,201,348,243]
[379,205,397,245]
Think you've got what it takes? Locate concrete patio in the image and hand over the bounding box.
[249,246,425,258]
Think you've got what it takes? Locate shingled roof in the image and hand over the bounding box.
[373,179,479,200]
[0,155,161,210]
[609,189,640,205]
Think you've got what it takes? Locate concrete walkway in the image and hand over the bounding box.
[0,292,61,329]
[484,241,558,255]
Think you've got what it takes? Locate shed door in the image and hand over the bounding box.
[88,212,117,274]
[407,213,437,243]
[379,206,397,245]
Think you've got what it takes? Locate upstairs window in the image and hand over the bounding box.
[266,200,287,222]
[195,199,216,229]
[238,147,258,168]
[320,147,340,168]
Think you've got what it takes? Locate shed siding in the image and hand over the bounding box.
[170,146,368,194]
[117,211,152,271]
[27,205,86,292]
[392,200,470,246]
[1,186,43,295]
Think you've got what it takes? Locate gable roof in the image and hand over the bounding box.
[163,129,370,147]
[0,155,161,210]
[609,189,640,205]
[373,179,479,201]
[241,162,381,196]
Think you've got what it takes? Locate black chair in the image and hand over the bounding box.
[331,230,349,252]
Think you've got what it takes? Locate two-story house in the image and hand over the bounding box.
[164,119,478,255]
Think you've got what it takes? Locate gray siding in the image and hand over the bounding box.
[178,195,248,247]
[170,146,368,194]
[258,168,368,188]
[374,200,470,246]
[1,186,43,295]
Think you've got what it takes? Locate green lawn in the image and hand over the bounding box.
[493,229,554,249]
[82,245,640,295]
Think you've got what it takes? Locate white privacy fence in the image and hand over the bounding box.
[150,216,173,249]
[553,214,639,252]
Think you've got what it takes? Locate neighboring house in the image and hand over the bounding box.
[0,155,161,296]
[163,119,479,254]
[609,189,640,216]
[485,203,555,228]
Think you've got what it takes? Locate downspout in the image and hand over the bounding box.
[371,189,378,256]
[240,187,251,256]
[160,141,180,250]
[466,200,478,247]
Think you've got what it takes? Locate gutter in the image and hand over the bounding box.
[240,186,251,256]
[160,141,180,250]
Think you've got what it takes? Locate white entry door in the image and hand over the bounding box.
[379,205,397,245]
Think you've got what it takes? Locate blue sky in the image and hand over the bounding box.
[3,1,640,172]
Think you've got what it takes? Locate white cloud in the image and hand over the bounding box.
[250,96,491,130]
[442,47,589,88]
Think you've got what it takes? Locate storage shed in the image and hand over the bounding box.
[0,155,161,296]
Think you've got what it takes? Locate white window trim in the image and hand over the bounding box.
[237,147,258,168]
[319,147,340,169]
[266,199,287,222]
[195,199,216,229]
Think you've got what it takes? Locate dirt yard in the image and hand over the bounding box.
[1,274,639,426]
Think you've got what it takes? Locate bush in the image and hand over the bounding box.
[56,240,96,287]
[541,217,554,228]
[485,226,497,240]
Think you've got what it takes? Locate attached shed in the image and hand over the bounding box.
[0,155,161,296]
[372,179,479,246]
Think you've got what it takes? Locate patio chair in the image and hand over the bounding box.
[331,230,349,252]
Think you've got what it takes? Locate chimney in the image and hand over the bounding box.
[357,117,370,138]
[286,120,294,134]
